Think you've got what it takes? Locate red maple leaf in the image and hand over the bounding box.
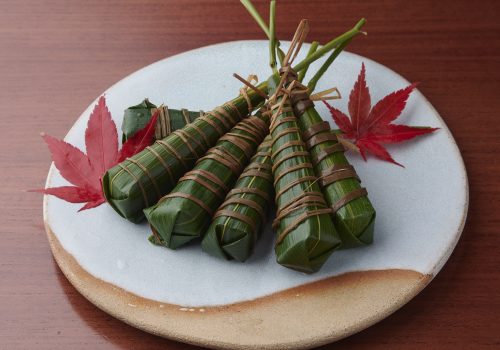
[31,96,158,211]
[117,107,159,162]
[325,63,438,167]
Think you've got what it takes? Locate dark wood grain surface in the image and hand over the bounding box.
[1,0,499,349]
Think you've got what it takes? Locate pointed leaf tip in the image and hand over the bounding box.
[357,139,405,167]
[78,198,106,211]
[31,186,101,203]
[85,95,119,174]
[348,62,371,136]
[364,83,418,133]
[368,124,439,144]
[118,108,159,162]
[324,101,353,135]
[41,133,99,189]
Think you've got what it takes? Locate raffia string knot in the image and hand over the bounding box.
[268,18,310,107]
[233,73,268,112]
[310,86,341,101]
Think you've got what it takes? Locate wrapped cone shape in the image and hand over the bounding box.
[122,99,203,142]
[102,88,266,223]
[144,111,270,249]
[289,81,376,248]
[102,26,365,223]
[202,135,273,262]
[268,72,341,274]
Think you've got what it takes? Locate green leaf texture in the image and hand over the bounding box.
[121,99,203,142]
[202,135,273,262]
[268,75,341,273]
[294,101,376,248]
[144,112,270,249]
[102,88,265,223]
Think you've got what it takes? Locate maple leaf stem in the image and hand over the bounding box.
[337,134,360,153]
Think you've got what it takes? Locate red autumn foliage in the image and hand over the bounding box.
[325,63,438,166]
[31,96,158,211]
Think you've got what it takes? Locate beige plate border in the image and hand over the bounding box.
[47,221,431,350]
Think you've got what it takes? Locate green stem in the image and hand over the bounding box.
[240,0,270,37]
[307,38,351,92]
[249,20,366,93]
[241,0,365,78]
[293,18,366,72]
[276,43,285,65]
[298,41,319,82]
[241,0,285,64]
[269,0,278,74]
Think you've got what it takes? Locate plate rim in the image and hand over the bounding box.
[43,39,469,348]
[46,222,432,350]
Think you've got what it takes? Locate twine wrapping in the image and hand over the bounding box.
[160,115,268,215]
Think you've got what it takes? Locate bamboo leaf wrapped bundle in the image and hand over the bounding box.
[102,88,265,223]
[122,99,203,142]
[202,135,273,262]
[268,69,341,273]
[103,22,367,223]
[240,1,373,247]
[144,111,270,249]
[290,84,376,248]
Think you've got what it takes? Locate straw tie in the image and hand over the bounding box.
[267,19,337,245]
[293,100,368,212]
[213,139,273,237]
[160,115,267,215]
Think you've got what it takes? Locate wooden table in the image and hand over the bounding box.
[1,0,499,348]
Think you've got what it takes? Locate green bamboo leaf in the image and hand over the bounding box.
[268,74,341,273]
[121,99,157,143]
[198,15,367,263]
[102,88,266,223]
[202,136,273,262]
[289,36,375,248]
[295,104,376,248]
[122,99,203,142]
[144,111,270,248]
[103,23,366,224]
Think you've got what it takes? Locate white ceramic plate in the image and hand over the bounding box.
[43,41,468,349]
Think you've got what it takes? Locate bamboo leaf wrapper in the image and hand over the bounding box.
[290,83,376,248]
[102,22,364,223]
[144,111,270,249]
[268,71,341,273]
[202,135,273,262]
[102,87,266,223]
[122,99,202,142]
